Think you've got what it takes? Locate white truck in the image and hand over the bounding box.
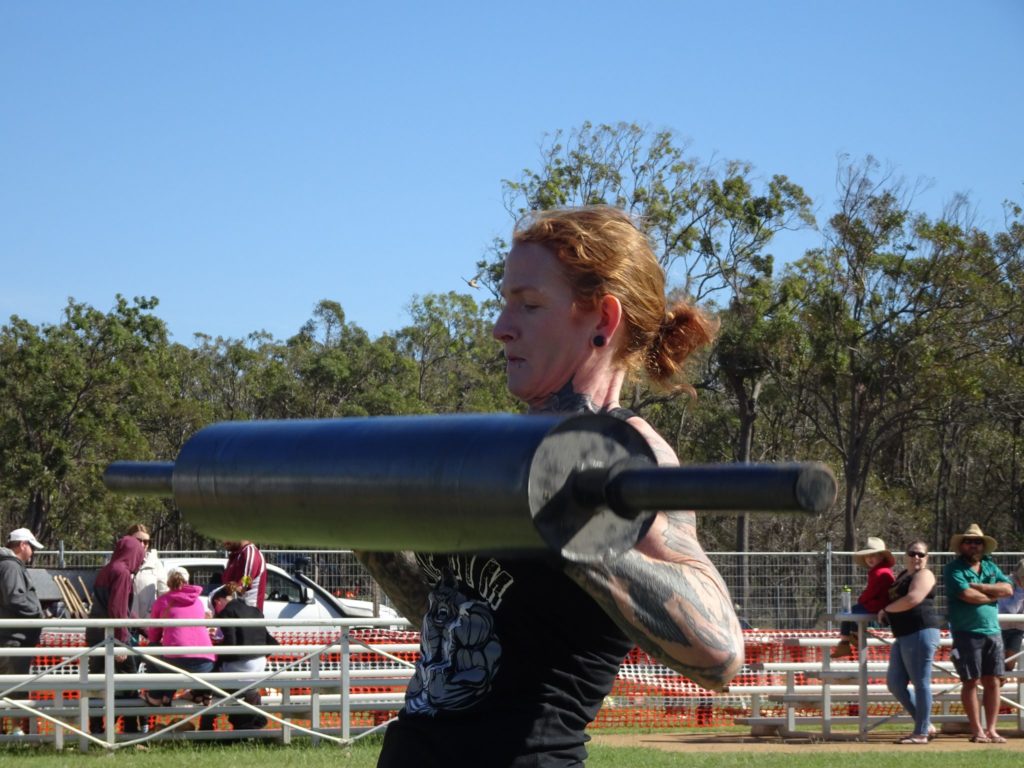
[29,557,403,631]
[161,556,403,630]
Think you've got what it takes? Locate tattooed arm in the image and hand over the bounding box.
[563,419,744,691]
[353,551,430,622]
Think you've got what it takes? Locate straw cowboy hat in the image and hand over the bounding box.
[853,537,895,568]
[949,523,998,554]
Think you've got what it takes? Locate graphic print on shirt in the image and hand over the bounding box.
[405,554,510,715]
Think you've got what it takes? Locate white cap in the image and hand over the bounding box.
[8,528,44,549]
[168,566,190,583]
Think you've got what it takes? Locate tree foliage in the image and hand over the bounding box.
[395,292,516,414]
[0,296,169,546]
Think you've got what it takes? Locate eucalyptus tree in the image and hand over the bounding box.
[284,299,421,418]
[0,296,170,547]
[396,292,516,414]
[782,158,1010,549]
[119,340,224,549]
[993,202,1024,540]
[188,331,289,421]
[894,200,1024,547]
[487,121,813,300]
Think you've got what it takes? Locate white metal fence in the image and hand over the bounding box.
[30,547,1024,630]
[0,615,413,751]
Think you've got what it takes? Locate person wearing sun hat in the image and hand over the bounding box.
[832,536,896,658]
[0,528,45,736]
[943,523,1014,743]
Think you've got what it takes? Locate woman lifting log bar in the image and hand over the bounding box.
[361,206,745,767]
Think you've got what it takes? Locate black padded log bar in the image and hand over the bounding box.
[175,414,566,555]
[104,413,836,561]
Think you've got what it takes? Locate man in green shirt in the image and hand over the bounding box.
[943,523,1013,743]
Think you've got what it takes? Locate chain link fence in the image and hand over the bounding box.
[34,547,1024,631]
[714,547,1024,630]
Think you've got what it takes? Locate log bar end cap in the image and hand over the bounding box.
[529,414,657,563]
[794,462,838,514]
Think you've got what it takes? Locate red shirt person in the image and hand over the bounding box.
[833,536,896,658]
[221,540,267,612]
[859,554,898,612]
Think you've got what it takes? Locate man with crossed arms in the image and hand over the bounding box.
[943,523,1013,743]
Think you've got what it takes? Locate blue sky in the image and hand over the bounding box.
[2,2,1021,344]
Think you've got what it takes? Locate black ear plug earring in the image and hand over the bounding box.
[593,335,606,347]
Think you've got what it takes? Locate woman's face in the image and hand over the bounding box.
[492,243,600,407]
[904,545,929,570]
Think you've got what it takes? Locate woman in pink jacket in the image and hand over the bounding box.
[143,567,216,707]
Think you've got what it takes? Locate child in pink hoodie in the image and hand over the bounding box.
[143,567,216,706]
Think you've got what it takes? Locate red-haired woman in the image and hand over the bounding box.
[360,206,744,766]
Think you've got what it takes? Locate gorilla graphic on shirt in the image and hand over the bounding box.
[405,567,503,715]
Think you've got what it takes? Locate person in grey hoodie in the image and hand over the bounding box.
[0,527,45,735]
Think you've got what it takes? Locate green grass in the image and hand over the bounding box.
[2,737,1022,768]
[589,755,1024,768]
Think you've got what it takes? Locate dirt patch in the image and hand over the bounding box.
[590,730,1024,753]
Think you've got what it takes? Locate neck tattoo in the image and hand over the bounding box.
[531,380,599,415]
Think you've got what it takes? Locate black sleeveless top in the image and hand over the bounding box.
[388,408,638,767]
[887,569,943,637]
[390,553,633,767]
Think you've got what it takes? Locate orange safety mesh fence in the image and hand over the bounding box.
[594,629,960,728]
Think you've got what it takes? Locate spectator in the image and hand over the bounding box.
[0,528,45,736]
[880,539,942,744]
[222,541,266,612]
[87,535,146,737]
[997,558,1024,672]
[125,523,167,623]
[833,537,896,658]
[143,567,215,713]
[943,523,1014,743]
[210,583,276,732]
